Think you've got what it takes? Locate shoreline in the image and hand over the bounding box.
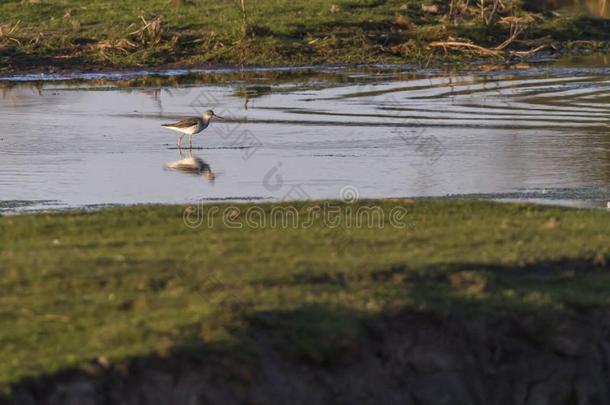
[2,194,609,216]
[0,48,607,79]
[0,50,608,84]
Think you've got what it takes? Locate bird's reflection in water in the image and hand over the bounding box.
[165,148,215,183]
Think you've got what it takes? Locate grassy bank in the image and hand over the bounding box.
[0,199,609,394]
[1,0,609,73]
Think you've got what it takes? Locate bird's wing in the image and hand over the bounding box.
[161,117,199,128]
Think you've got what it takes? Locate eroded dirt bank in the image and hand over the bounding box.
[5,310,610,405]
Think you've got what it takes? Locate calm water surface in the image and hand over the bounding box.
[1,62,609,212]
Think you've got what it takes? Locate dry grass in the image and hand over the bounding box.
[0,21,21,47]
[128,15,163,45]
[428,0,568,61]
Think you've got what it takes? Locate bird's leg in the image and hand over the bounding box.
[178,133,185,149]
[189,134,193,149]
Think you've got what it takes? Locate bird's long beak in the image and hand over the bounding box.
[213,114,225,120]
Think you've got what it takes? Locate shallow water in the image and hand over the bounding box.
[1,63,609,212]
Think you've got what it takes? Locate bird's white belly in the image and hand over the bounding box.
[170,124,201,135]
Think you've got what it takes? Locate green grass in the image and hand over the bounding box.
[0,0,609,72]
[0,199,609,393]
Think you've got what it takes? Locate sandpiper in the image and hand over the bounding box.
[161,110,224,148]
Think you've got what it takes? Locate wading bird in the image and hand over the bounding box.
[161,110,224,148]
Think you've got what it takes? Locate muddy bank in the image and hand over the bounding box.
[5,309,610,405]
[0,46,607,78]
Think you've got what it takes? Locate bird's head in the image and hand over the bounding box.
[203,110,224,121]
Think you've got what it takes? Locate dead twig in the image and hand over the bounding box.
[494,22,522,50]
[1,20,20,36]
[129,15,163,45]
[430,40,503,57]
[0,20,21,46]
[448,0,471,22]
[30,32,44,46]
[431,26,546,61]
[480,0,504,26]
[93,38,137,59]
[510,44,547,58]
